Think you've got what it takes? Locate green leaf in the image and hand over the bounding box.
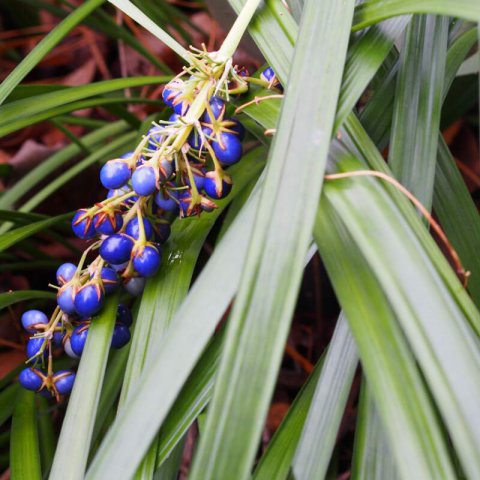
[0,290,55,310]
[388,15,449,210]
[351,380,400,480]
[189,1,355,477]
[253,355,324,480]
[49,295,119,480]
[37,396,57,476]
[10,389,42,480]
[315,176,456,479]
[0,0,106,105]
[0,384,20,428]
[0,213,72,252]
[352,1,480,31]
[291,314,358,479]
[0,76,169,128]
[320,157,480,479]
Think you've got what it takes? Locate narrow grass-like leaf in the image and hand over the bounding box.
[292,314,358,479]
[0,121,128,210]
[0,213,72,252]
[388,15,449,210]
[320,159,480,478]
[351,381,400,480]
[49,295,119,480]
[107,0,190,62]
[315,180,456,479]
[0,290,55,310]
[0,0,106,105]
[0,77,168,128]
[353,1,480,31]
[0,384,19,428]
[189,1,355,477]
[252,355,324,480]
[10,389,42,480]
[37,397,56,476]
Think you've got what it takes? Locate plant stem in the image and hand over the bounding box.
[216,0,263,61]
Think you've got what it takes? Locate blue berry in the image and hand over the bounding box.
[212,131,243,165]
[19,368,43,391]
[173,99,189,116]
[111,323,131,349]
[57,285,77,315]
[97,267,119,294]
[162,81,182,107]
[154,189,178,211]
[125,217,153,241]
[100,160,131,189]
[94,212,123,235]
[26,337,47,361]
[70,325,89,356]
[178,190,198,217]
[53,330,64,347]
[124,277,146,296]
[72,209,96,239]
[74,282,104,317]
[202,96,225,123]
[107,184,131,200]
[132,245,161,277]
[56,263,77,286]
[131,165,157,196]
[111,261,129,272]
[21,310,48,333]
[148,126,164,149]
[159,159,173,181]
[120,152,133,159]
[169,113,180,122]
[188,126,212,150]
[54,370,76,395]
[204,172,232,199]
[186,169,205,191]
[261,67,275,82]
[99,234,134,265]
[116,304,132,327]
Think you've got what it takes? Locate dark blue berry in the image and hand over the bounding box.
[213,131,243,165]
[173,99,189,116]
[154,189,178,211]
[70,325,89,357]
[57,285,77,315]
[74,282,104,317]
[116,304,132,327]
[131,165,157,196]
[132,245,161,277]
[54,370,76,395]
[162,81,181,107]
[19,368,43,391]
[94,213,123,235]
[100,160,131,189]
[124,277,146,296]
[202,96,225,123]
[63,336,79,359]
[125,217,153,241]
[26,337,47,361]
[21,310,48,333]
[111,323,131,349]
[169,113,180,122]
[204,172,232,199]
[97,267,119,294]
[178,190,198,217]
[72,209,96,239]
[159,159,173,181]
[53,330,64,347]
[186,169,205,191]
[99,234,134,265]
[56,263,77,286]
[120,152,133,159]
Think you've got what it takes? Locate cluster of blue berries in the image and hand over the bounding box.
[17,60,264,401]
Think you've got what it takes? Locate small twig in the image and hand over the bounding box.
[324,170,470,288]
[234,94,284,114]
